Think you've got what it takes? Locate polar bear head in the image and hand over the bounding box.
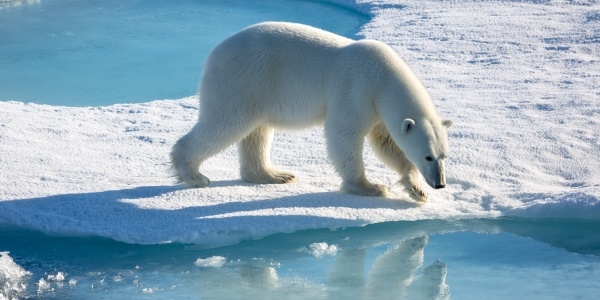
[396,118,453,189]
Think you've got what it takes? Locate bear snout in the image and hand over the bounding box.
[434,184,445,189]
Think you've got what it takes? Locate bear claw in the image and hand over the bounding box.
[275,173,296,183]
[407,185,428,202]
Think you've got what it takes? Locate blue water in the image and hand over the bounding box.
[0,0,367,106]
[1,219,599,299]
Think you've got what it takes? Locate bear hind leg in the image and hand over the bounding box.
[171,121,251,188]
[368,123,427,201]
[239,126,296,184]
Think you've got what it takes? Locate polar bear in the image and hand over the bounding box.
[170,22,452,201]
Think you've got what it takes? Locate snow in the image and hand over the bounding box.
[0,0,599,247]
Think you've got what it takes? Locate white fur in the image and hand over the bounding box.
[170,22,452,200]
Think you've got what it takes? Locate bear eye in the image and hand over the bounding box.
[425,156,433,161]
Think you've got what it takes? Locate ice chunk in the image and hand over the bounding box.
[194,256,226,268]
[0,251,32,299]
[301,242,338,258]
[47,271,66,282]
[37,278,53,293]
[143,287,159,294]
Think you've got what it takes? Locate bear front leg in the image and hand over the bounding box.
[325,119,389,197]
[399,169,428,202]
[368,123,427,201]
[239,126,296,184]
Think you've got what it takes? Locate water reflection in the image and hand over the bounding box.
[329,237,449,300]
[184,218,599,299]
[1,218,599,299]
[194,236,449,300]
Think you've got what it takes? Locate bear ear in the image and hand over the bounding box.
[402,119,416,134]
[442,119,453,128]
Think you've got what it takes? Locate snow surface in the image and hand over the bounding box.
[0,0,599,247]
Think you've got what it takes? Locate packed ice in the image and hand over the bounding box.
[0,0,598,249]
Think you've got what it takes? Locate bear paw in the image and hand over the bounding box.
[405,184,428,202]
[343,181,390,197]
[399,176,428,202]
[241,169,297,184]
[182,173,211,188]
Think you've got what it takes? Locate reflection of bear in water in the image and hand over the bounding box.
[329,236,449,300]
[170,22,452,201]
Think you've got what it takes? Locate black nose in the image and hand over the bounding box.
[434,184,445,189]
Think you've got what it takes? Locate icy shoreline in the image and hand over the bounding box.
[1,0,599,246]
